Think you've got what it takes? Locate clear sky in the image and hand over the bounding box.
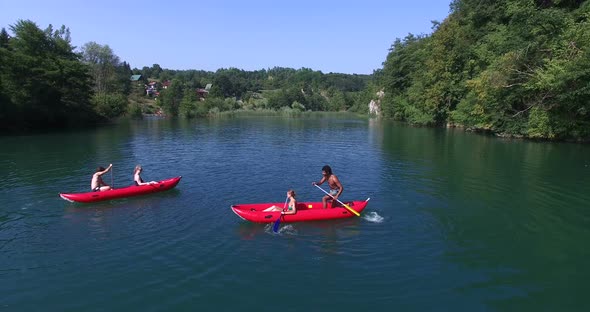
[0,0,451,74]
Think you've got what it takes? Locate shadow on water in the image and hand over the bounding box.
[235,217,362,240]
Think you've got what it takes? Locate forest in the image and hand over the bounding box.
[1,0,589,141]
[378,0,590,140]
[0,20,371,132]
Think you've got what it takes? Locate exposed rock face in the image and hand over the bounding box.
[369,100,380,116]
[369,90,384,116]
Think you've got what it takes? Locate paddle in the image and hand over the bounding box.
[314,184,361,217]
[272,196,289,233]
[110,165,114,189]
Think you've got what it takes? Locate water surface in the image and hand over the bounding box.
[1,116,589,311]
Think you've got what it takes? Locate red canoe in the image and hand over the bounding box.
[231,198,370,223]
[59,176,182,203]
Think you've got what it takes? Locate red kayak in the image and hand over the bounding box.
[59,176,182,203]
[231,198,370,223]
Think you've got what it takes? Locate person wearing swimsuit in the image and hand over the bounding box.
[264,190,297,215]
[91,164,112,192]
[312,165,343,209]
[133,165,157,186]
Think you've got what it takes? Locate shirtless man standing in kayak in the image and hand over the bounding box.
[312,165,343,209]
[91,164,113,191]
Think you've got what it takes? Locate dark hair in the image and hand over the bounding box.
[322,165,332,175]
[97,166,105,172]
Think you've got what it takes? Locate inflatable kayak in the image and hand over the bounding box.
[59,176,182,203]
[231,198,370,223]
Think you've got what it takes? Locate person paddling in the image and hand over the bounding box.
[312,165,343,209]
[91,164,113,192]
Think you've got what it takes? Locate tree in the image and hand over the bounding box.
[151,64,163,79]
[80,41,122,93]
[158,78,183,116]
[377,0,590,140]
[180,86,198,118]
[0,28,9,48]
[79,41,129,117]
[0,20,98,131]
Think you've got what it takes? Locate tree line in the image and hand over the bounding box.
[0,20,372,132]
[140,65,373,118]
[3,0,590,142]
[0,20,135,132]
[377,0,590,141]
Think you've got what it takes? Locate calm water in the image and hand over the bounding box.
[1,116,589,311]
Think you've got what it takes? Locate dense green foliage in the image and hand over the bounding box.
[6,2,589,142]
[379,0,590,140]
[141,65,372,118]
[0,20,372,133]
[0,20,102,131]
[80,41,132,118]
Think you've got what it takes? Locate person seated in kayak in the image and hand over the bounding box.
[91,164,113,192]
[263,189,297,215]
[312,165,343,209]
[134,165,157,186]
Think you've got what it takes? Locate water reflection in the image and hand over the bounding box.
[2,116,590,310]
[371,118,590,308]
[234,217,363,261]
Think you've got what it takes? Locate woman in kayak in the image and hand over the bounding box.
[264,189,297,215]
[133,165,157,186]
[91,164,113,192]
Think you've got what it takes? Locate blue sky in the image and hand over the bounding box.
[1,0,452,74]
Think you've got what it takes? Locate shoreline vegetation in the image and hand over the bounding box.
[1,0,589,142]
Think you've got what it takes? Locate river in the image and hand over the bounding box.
[1,115,589,311]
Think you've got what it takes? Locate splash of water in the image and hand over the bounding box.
[363,211,384,223]
[265,223,297,235]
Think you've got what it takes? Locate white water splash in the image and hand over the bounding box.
[363,211,384,223]
[278,224,297,235]
[265,223,297,235]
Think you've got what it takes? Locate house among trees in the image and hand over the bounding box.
[196,83,212,100]
[146,81,159,97]
[130,74,142,81]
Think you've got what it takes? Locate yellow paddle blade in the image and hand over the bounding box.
[313,184,360,217]
[343,203,361,217]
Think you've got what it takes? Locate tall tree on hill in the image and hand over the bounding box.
[158,78,183,116]
[81,42,123,94]
[378,0,590,140]
[0,20,97,131]
[151,64,163,79]
[0,28,9,48]
[80,41,129,117]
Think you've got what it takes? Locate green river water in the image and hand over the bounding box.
[1,116,589,311]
